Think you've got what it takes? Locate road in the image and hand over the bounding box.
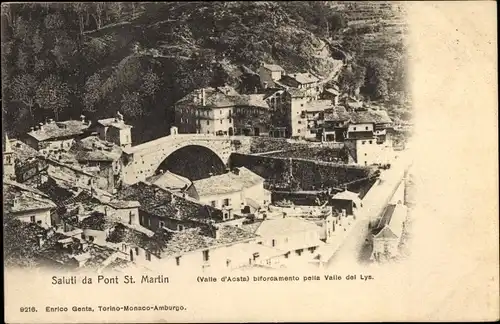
[325,148,413,269]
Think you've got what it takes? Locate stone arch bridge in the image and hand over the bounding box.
[121,133,252,184]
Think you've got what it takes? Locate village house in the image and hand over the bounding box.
[330,189,362,216]
[103,200,142,226]
[106,222,265,272]
[4,180,57,228]
[95,112,133,148]
[23,117,91,155]
[320,106,351,142]
[117,182,233,232]
[232,94,272,136]
[146,170,199,199]
[279,72,322,99]
[258,63,285,89]
[241,216,325,263]
[321,86,341,106]
[4,136,42,183]
[69,136,123,193]
[370,201,408,262]
[192,167,271,215]
[174,87,235,136]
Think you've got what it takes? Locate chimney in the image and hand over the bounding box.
[48,118,54,124]
[80,115,86,124]
[202,88,206,106]
[159,169,164,174]
[13,197,19,209]
[211,223,220,240]
[77,203,84,215]
[36,234,45,248]
[39,123,44,131]
[30,126,35,132]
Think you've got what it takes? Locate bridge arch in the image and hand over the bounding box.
[122,134,243,184]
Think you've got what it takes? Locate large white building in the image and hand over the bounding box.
[193,167,271,216]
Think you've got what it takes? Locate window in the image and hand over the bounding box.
[135,247,140,256]
[211,200,217,207]
[272,239,276,247]
[229,118,232,123]
[362,141,366,145]
[202,250,210,262]
[369,140,373,144]
[298,130,301,133]
[220,110,222,115]
[159,221,165,228]
[176,256,181,266]
[226,259,231,267]
[223,198,230,207]
[30,216,36,223]
[89,236,95,242]
[122,244,127,252]
[301,104,304,107]
[177,224,185,231]
[6,155,11,164]
[365,126,369,130]
[296,249,303,256]
[146,251,151,261]
[220,120,223,124]
[353,127,357,130]
[298,121,302,124]
[207,120,210,125]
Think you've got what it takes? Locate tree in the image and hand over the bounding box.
[11,74,39,118]
[121,90,143,117]
[140,70,160,99]
[83,72,102,113]
[35,75,71,121]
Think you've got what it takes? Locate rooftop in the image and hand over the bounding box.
[349,109,392,124]
[70,136,122,162]
[193,167,265,197]
[76,212,122,231]
[97,113,132,130]
[242,217,321,238]
[374,203,408,239]
[106,200,141,209]
[3,180,57,214]
[153,225,258,259]
[262,63,284,72]
[324,107,351,122]
[8,139,40,163]
[146,171,192,192]
[27,120,90,142]
[231,94,270,109]
[285,72,320,85]
[118,182,224,223]
[302,100,334,112]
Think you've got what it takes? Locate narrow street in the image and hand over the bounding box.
[326,147,413,268]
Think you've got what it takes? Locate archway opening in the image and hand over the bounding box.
[156,145,226,181]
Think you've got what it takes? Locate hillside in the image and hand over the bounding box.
[1,2,409,143]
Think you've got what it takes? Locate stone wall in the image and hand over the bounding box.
[229,153,375,191]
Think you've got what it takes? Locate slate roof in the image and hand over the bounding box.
[262,63,284,72]
[9,139,40,163]
[27,120,90,142]
[193,167,264,197]
[107,223,157,249]
[302,100,334,112]
[117,182,224,223]
[324,107,351,122]
[231,94,270,109]
[106,200,141,209]
[286,72,320,85]
[3,180,57,214]
[349,109,392,124]
[97,118,132,130]
[286,88,308,98]
[242,217,320,237]
[70,136,122,162]
[153,225,258,259]
[146,171,192,192]
[373,203,408,239]
[76,213,122,231]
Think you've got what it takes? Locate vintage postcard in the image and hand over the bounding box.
[2,1,498,323]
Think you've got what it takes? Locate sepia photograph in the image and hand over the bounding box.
[2,1,497,323]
